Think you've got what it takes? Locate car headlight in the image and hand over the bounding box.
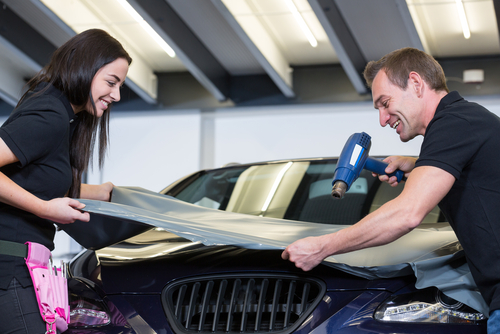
[374,288,486,324]
[68,278,111,328]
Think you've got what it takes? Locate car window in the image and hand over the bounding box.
[170,161,447,225]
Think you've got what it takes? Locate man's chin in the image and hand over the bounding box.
[399,132,418,143]
[397,131,408,142]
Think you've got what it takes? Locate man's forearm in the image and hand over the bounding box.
[283,166,455,271]
[322,199,420,256]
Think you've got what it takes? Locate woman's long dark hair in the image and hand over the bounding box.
[18,29,132,198]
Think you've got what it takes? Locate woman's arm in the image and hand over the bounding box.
[0,138,89,224]
[80,182,114,201]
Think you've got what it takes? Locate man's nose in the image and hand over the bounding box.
[379,109,389,127]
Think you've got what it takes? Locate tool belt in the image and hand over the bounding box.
[0,240,28,258]
[0,240,69,333]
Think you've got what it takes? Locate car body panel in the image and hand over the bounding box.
[65,158,488,333]
[65,186,487,315]
[69,246,485,334]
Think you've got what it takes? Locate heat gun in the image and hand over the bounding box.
[331,132,405,199]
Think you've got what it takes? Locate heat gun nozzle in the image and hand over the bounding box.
[331,181,348,199]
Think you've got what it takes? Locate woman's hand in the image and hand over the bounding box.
[38,197,90,224]
[80,182,114,201]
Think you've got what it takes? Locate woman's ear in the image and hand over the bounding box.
[408,71,423,97]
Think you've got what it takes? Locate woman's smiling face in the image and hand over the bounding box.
[74,57,129,117]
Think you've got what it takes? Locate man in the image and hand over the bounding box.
[281,47,500,331]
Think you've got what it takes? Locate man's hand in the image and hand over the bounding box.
[281,235,329,271]
[39,198,90,224]
[374,156,417,187]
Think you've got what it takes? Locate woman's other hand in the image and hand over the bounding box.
[80,182,114,201]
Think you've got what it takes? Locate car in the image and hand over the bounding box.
[62,157,488,333]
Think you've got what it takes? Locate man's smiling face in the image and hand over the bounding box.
[372,70,424,142]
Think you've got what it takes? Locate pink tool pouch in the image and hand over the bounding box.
[25,242,70,333]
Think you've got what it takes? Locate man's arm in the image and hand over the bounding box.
[282,165,455,271]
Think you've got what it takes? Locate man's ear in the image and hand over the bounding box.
[408,71,423,97]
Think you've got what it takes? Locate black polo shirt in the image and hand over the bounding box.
[0,83,79,289]
[416,91,500,312]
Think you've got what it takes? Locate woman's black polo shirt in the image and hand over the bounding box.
[0,83,79,289]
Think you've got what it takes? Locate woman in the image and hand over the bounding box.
[0,29,132,333]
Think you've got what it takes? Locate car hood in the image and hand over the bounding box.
[60,186,488,315]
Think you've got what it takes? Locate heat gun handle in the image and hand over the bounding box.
[364,157,405,182]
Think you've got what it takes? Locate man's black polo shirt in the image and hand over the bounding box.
[416,91,500,312]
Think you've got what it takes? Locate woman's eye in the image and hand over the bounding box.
[107,81,115,87]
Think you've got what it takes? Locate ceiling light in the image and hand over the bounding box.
[284,0,318,47]
[116,0,176,57]
[455,0,471,39]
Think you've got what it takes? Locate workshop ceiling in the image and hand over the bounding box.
[0,0,499,112]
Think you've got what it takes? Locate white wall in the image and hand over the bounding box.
[6,95,500,195]
[211,102,423,168]
[87,110,201,192]
[87,101,427,193]
[2,95,500,259]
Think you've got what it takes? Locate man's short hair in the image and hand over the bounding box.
[363,47,449,93]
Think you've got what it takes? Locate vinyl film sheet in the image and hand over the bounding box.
[60,186,488,315]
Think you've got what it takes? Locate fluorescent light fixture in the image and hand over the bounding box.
[455,0,471,39]
[284,0,318,47]
[261,162,294,214]
[116,0,176,57]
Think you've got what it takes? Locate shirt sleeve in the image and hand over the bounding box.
[0,99,69,167]
[415,113,481,179]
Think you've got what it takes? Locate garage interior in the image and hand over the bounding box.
[0,0,499,259]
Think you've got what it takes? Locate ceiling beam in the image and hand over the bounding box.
[0,34,41,106]
[308,0,424,95]
[210,0,295,98]
[130,0,295,102]
[0,1,54,105]
[308,0,367,94]
[332,0,424,59]
[0,1,56,66]
[1,0,158,106]
[127,0,230,102]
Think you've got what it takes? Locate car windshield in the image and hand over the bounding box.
[167,160,446,225]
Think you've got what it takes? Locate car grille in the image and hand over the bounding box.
[162,274,325,334]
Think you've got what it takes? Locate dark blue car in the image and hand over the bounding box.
[65,157,487,333]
